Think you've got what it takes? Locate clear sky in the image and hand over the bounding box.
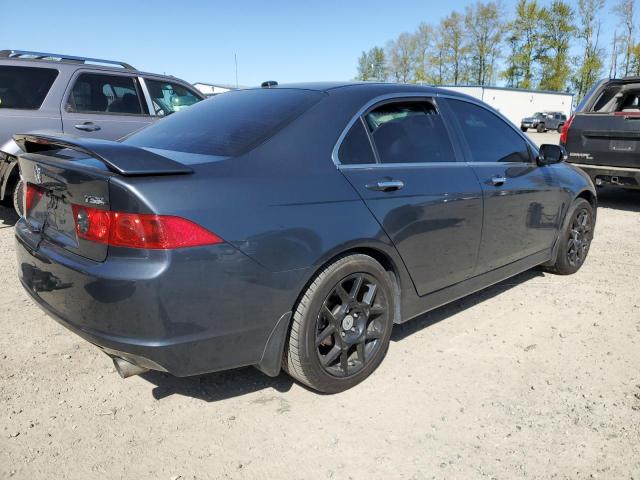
[2,0,620,87]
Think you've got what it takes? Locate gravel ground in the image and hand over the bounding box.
[1,150,639,479]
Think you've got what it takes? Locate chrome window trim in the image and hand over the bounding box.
[332,92,459,168]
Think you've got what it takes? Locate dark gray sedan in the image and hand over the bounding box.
[15,82,596,393]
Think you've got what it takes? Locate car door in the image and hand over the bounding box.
[336,97,484,296]
[441,97,565,274]
[61,71,154,140]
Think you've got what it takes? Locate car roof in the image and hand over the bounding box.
[247,81,465,97]
[0,56,185,82]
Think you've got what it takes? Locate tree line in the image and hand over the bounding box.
[356,0,639,100]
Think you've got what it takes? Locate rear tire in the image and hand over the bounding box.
[545,198,594,275]
[12,179,23,217]
[283,254,395,393]
[536,123,545,133]
[557,124,564,133]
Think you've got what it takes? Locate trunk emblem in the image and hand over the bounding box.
[33,165,42,184]
[84,195,106,206]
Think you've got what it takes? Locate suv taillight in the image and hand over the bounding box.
[71,204,223,249]
[23,182,44,217]
[559,114,574,145]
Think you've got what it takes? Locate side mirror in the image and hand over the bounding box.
[537,144,568,166]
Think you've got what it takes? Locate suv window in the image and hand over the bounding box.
[145,79,201,116]
[125,88,324,156]
[67,73,145,115]
[447,99,531,163]
[364,101,455,164]
[0,66,58,110]
[338,118,376,165]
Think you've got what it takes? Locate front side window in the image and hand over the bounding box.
[145,79,202,116]
[0,66,58,110]
[447,99,531,163]
[364,101,455,164]
[67,73,145,115]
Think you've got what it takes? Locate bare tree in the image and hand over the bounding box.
[465,1,503,85]
[412,23,435,83]
[386,33,415,83]
[574,0,605,99]
[614,0,635,76]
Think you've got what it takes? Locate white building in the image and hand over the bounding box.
[193,82,237,96]
[441,85,573,127]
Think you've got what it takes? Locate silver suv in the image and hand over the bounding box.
[0,50,205,213]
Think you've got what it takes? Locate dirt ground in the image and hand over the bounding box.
[1,136,639,478]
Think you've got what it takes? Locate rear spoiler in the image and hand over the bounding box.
[13,133,193,176]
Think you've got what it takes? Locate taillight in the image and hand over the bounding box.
[71,204,223,249]
[559,114,574,145]
[24,182,44,217]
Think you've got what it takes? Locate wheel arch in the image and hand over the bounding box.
[255,243,407,378]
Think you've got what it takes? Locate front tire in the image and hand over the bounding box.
[536,123,545,133]
[546,198,594,275]
[520,126,528,132]
[283,254,395,393]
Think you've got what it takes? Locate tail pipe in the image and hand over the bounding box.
[112,356,149,378]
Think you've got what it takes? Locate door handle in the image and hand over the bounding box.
[74,122,101,132]
[490,175,507,186]
[365,179,405,192]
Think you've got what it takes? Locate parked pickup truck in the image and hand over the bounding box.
[520,111,567,133]
[0,50,205,213]
[561,76,640,190]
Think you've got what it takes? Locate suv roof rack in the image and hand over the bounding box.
[0,50,136,70]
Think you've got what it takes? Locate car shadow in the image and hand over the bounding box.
[0,204,18,228]
[141,367,295,402]
[142,268,543,402]
[596,187,640,213]
[391,268,543,342]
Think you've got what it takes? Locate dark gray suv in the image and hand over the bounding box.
[0,50,205,213]
[520,111,567,133]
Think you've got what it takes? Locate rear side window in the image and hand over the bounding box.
[365,101,456,164]
[338,119,376,165]
[0,66,58,109]
[144,79,202,116]
[67,73,145,115]
[447,99,531,163]
[126,88,324,156]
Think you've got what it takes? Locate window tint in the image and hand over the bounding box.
[0,66,58,110]
[67,74,144,114]
[364,101,455,164]
[447,99,531,163]
[338,119,376,165]
[145,79,202,116]
[126,88,324,157]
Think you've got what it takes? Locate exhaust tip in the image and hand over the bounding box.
[112,356,149,378]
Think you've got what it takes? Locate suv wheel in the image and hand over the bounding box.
[283,254,395,393]
[520,126,528,132]
[12,179,24,217]
[536,123,545,133]
[557,124,564,133]
[545,198,594,275]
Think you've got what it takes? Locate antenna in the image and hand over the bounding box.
[234,53,238,89]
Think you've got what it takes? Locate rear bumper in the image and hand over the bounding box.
[15,220,303,377]
[568,162,640,189]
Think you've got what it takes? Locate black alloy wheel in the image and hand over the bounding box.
[566,208,592,268]
[284,254,395,393]
[315,273,388,378]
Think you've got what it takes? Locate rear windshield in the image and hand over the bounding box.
[0,66,58,109]
[125,88,325,156]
